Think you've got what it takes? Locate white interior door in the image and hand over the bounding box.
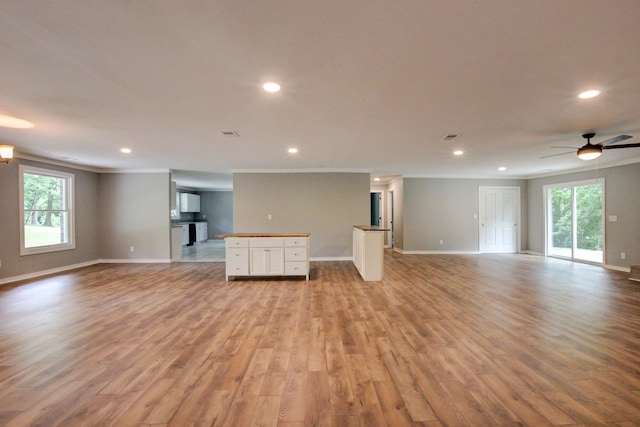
[479,187,520,253]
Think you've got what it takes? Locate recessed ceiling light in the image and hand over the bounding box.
[120,148,132,154]
[453,150,464,156]
[0,114,34,128]
[498,166,507,171]
[374,177,380,182]
[578,89,600,99]
[263,82,281,93]
[288,147,298,154]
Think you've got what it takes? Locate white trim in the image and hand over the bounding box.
[604,264,631,273]
[16,154,103,172]
[233,168,371,174]
[0,258,175,285]
[99,168,171,174]
[525,157,640,180]
[395,250,481,255]
[521,250,544,256]
[0,260,101,286]
[310,256,353,262]
[98,258,172,264]
[15,153,172,175]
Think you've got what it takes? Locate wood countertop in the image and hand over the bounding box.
[354,225,390,231]
[214,232,311,238]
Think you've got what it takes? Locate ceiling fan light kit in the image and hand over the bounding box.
[544,132,638,161]
[577,145,602,160]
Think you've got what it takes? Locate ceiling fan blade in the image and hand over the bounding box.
[598,135,632,146]
[602,142,640,150]
[540,151,575,159]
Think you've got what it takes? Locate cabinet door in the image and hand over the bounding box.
[180,193,201,212]
[250,248,284,275]
[196,223,207,242]
[182,226,189,245]
[180,193,188,212]
[266,248,284,275]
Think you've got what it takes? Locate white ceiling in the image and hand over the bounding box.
[2,1,640,189]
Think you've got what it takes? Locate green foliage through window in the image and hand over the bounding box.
[550,184,602,252]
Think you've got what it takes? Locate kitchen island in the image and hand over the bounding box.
[215,233,310,281]
[353,225,389,281]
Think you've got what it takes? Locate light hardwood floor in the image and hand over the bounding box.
[1,252,639,426]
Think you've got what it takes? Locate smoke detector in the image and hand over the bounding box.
[222,131,240,137]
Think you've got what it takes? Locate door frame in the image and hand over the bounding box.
[543,177,605,264]
[478,186,521,253]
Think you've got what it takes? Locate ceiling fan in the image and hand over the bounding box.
[541,132,640,160]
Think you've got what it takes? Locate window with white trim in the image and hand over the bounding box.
[19,165,75,255]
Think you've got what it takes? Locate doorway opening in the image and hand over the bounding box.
[370,192,381,226]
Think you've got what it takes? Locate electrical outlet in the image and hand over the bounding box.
[268,214,272,220]
[621,252,626,260]
[130,246,135,253]
[439,239,444,245]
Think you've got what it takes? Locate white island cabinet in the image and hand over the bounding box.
[217,233,310,281]
[353,225,389,281]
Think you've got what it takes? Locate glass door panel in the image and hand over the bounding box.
[549,187,572,258]
[575,184,603,263]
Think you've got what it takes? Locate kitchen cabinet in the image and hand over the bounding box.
[195,222,208,242]
[180,193,200,212]
[219,234,310,281]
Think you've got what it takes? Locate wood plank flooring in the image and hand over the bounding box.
[1,252,639,426]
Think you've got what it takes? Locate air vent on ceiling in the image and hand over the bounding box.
[222,131,240,137]
[441,134,461,141]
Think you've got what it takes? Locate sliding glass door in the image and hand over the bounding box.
[546,179,604,263]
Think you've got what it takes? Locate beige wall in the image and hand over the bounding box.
[98,172,171,260]
[402,178,528,252]
[233,172,370,258]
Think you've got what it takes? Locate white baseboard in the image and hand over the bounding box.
[521,250,545,256]
[0,260,101,286]
[604,264,631,273]
[0,258,176,286]
[98,258,172,264]
[310,256,353,262]
[397,250,481,255]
